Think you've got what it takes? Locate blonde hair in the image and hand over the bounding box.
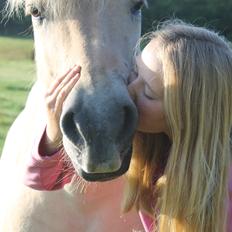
[123,20,232,232]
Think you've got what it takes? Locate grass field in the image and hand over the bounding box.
[0,36,35,154]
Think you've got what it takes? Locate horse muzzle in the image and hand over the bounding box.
[60,81,138,181]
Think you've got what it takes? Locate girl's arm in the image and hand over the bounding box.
[23,65,81,191]
[23,126,74,191]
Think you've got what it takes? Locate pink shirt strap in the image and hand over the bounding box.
[139,211,154,232]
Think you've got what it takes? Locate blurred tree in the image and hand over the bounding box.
[0,0,32,37]
[142,0,232,40]
[0,0,232,39]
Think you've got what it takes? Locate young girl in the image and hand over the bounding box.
[24,20,232,231]
[123,20,232,232]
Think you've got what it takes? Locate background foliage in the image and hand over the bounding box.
[142,0,232,40]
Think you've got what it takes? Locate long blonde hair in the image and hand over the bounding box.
[123,20,232,232]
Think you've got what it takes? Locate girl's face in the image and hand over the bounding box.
[128,39,169,135]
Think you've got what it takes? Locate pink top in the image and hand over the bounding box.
[24,126,74,190]
[24,126,232,231]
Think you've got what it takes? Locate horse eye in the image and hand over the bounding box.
[30,7,41,18]
[131,1,144,15]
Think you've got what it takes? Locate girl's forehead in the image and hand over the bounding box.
[143,38,160,54]
[141,43,162,74]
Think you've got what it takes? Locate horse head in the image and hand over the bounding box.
[10,0,146,181]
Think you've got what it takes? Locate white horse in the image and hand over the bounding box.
[0,0,147,231]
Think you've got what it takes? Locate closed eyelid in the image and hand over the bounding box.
[143,79,162,99]
[144,82,155,95]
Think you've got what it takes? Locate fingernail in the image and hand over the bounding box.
[75,66,82,72]
[73,66,78,71]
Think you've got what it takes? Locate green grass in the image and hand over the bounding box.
[0,36,34,60]
[0,36,35,154]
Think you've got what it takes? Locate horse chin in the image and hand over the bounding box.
[63,138,132,182]
[77,148,132,182]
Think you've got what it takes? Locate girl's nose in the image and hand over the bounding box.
[127,71,138,102]
[128,82,136,102]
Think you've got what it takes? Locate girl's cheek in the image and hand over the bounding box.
[128,83,138,103]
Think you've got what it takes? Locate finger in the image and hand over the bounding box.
[46,65,81,96]
[46,68,73,96]
[45,66,81,116]
[50,65,81,101]
[54,72,81,114]
[45,66,80,111]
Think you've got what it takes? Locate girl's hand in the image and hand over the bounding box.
[42,65,81,154]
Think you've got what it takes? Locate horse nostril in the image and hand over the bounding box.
[123,106,132,131]
[118,104,138,143]
[61,111,80,145]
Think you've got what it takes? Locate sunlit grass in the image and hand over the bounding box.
[0,36,35,154]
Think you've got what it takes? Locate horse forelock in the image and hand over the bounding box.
[5,0,149,19]
[5,0,107,17]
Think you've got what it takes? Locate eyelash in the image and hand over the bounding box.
[144,87,154,100]
[144,85,159,101]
